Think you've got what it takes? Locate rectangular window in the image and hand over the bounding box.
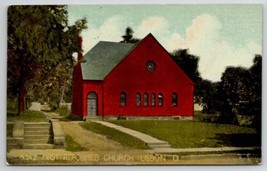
[172,93,178,106]
[136,93,141,106]
[144,93,148,106]
[151,93,156,106]
[158,93,163,106]
[120,92,126,106]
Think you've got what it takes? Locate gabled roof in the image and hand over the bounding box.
[81,41,136,80]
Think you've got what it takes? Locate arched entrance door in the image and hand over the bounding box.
[87,92,98,116]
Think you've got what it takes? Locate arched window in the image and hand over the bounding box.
[151,93,156,106]
[158,93,163,106]
[136,93,141,106]
[172,93,178,106]
[144,93,148,106]
[120,92,126,106]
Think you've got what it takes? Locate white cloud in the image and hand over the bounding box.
[135,17,169,38]
[158,14,261,81]
[81,15,125,53]
[81,14,262,82]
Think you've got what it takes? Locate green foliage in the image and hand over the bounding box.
[48,101,58,110]
[8,5,87,113]
[194,111,221,123]
[217,55,262,127]
[7,97,18,115]
[195,80,218,114]
[80,122,149,149]
[110,120,259,148]
[170,49,200,83]
[170,49,204,104]
[236,115,254,127]
[65,134,86,151]
[7,110,48,122]
[55,106,71,117]
[120,27,140,43]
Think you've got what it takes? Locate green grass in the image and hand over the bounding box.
[55,106,71,117]
[80,122,149,149]
[65,134,86,151]
[7,124,14,137]
[59,114,82,121]
[7,110,48,122]
[109,120,260,148]
[55,106,83,121]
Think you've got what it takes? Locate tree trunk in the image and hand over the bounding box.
[60,78,66,104]
[18,50,26,116]
[18,87,25,116]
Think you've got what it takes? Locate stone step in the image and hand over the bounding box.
[24,135,51,140]
[23,144,54,149]
[24,127,51,132]
[24,123,51,129]
[24,130,50,136]
[24,138,53,144]
[7,138,20,144]
[86,116,100,121]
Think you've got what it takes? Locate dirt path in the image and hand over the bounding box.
[62,121,136,152]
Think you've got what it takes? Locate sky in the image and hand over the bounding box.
[67,4,262,82]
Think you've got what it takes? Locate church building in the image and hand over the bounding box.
[71,33,194,119]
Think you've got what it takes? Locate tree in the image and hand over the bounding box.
[8,5,87,115]
[248,55,262,131]
[120,27,139,43]
[170,49,204,103]
[218,55,262,126]
[170,49,201,83]
[196,79,218,114]
[220,66,250,111]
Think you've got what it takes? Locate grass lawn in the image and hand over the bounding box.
[80,122,149,149]
[55,107,71,117]
[65,134,86,151]
[7,110,48,122]
[109,120,260,148]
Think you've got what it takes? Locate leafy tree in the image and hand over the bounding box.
[170,49,204,103]
[247,55,262,131]
[196,79,218,114]
[120,27,139,43]
[218,55,262,126]
[8,5,87,115]
[170,49,201,83]
[220,66,250,111]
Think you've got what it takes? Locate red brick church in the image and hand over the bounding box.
[71,33,194,119]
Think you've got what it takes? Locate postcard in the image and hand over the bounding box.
[6,4,262,165]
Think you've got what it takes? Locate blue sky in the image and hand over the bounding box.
[67,4,262,82]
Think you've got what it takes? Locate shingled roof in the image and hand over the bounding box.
[81,41,136,80]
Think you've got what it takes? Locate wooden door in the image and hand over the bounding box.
[87,92,97,116]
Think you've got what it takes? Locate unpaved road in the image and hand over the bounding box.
[62,121,130,151]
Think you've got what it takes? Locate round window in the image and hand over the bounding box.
[146,61,156,72]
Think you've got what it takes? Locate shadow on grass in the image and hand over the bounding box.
[59,114,83,121]
[212,133,261,147]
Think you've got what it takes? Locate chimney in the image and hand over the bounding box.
[77,36,83,61]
